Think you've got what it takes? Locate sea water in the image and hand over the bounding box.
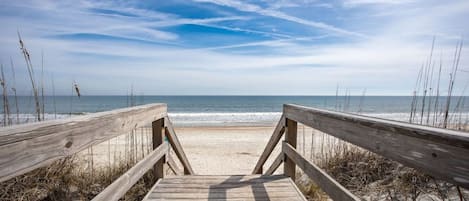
[2,96,468,127]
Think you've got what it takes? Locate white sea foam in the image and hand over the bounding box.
[2,111,467,127]
[168,112,282,127]
[168,112,413,127]
[168,112,468,127]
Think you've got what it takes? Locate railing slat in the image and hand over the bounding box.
[167,154,182,175]
[92,142,169,201]
[283,142,360,201]
[264,152,284,175]
[284,104,469,188]
[164,117,195,175]
[0,103,167,182]
[252,115,285,174]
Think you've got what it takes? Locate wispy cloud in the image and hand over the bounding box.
[200,35,330,50]
[193,0,366,38]
[343,0,415,7]
[0,0,257,43]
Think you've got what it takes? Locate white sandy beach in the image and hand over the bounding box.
[175,126,279,175]
[80,125,323,175]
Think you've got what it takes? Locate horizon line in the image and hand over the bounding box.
[8,94,468,97]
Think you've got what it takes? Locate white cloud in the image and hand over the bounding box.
[1,0,468,95]
[8,31,461,95]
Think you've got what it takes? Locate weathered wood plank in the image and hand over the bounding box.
[152,118,165,180]
[167,154,183,175]
[284,118,297,179]
[284,104,469,188]
[92,142,169,201]
[159,174,288,183]
[282,142,360,201]
[163,174,284,179]
[144,175,307,201]
[159,179,290,184]
[142,179,162,201]
[265,153,284,175]
[159,178,290,185]
[164,117,195,175]
[0,103,167,182]
[147,193,301,199]
[145,198,299,201]
[154,183,295,189]
[252,115,285,174]
[287,174,310,201]
[151,187,300,193]
[151,118,165,181]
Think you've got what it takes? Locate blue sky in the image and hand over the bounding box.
[0,0,468,95]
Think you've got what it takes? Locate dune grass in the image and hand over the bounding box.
[0,128,167,201]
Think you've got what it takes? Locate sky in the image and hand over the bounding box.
[0,0,468,95]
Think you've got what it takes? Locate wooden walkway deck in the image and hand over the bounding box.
[2,103,468,201]
[143,175,307,201]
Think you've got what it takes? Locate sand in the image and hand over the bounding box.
[80,124,324,176]
[174,126,278,175]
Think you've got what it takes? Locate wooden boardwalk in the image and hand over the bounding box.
[143,175,307,201]
[1,103,468,201]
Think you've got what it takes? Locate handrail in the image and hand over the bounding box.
[92,142,169,201]
[92,116,194,201]
[0,103,167,182]
[0,103,195,201]
[254,104,469,200]
[252,115,285,174]
[283,142,360,201]
[283,104,469,188]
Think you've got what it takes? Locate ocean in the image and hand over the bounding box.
[2,96,469,127]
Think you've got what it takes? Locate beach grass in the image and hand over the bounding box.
[295,126,468,201]
[0,128,163,201]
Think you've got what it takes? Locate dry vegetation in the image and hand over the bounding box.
[296,133,468,201]
[0,128,170,201]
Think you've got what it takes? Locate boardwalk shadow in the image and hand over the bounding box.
[208,175,284,201]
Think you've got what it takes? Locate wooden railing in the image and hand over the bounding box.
[0,103,194,201]
[253,104,469,201]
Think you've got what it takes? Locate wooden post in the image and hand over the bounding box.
[284,118,297,180]
[152,118,165,180]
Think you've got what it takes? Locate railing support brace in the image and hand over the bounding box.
[152,118,165,180]
[284,118,297,180]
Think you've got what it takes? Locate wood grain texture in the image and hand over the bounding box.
[252,115,285,174]
[142,179,162,201]
[167,154,183,175]
[265,152,284,175]
[284,104,469,188]
[143,175,307,201]
[0,103,167,182]
[164,117,195,175]
[92,142,169,201]
[283,142,360,201]
[152,118,165,180]
[284,118,297,179]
